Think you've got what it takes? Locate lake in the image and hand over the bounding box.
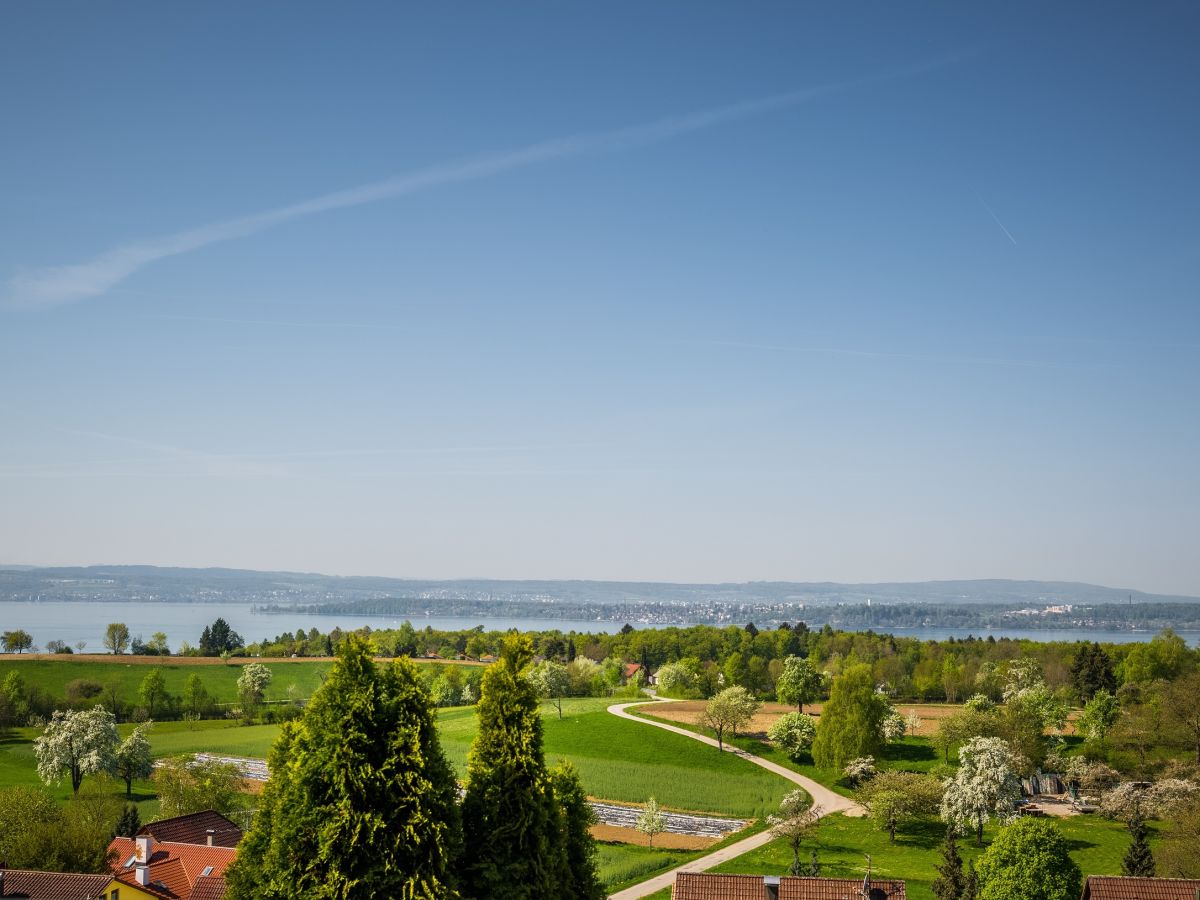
[1,600,1195,652]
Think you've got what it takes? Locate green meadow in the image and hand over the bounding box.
[1,696,792,819]
[0,656,470,707]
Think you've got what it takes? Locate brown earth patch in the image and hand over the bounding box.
[589,824,717,849]
[638,700,968,738]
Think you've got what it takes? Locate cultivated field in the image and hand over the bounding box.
[645,700,965,738]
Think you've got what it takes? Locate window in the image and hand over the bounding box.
[200,866,214,877]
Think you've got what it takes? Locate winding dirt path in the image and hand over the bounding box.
[606,699,860,900]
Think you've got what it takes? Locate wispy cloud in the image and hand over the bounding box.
[975,191,1018,246]
[3,54,966,310]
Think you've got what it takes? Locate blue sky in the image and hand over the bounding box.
[2,3,1198,594]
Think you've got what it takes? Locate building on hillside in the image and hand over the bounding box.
[672,873,907,900]
[106,834,235,899]
[136,811,243,849]
[1081,876,1200,900]
[623,662,644,683]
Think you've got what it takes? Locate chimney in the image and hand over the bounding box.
[764,875,780,900]
[134,834,153,864]
[136,865,151,886]
[206,829,216,847]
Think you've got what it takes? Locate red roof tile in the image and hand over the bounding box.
[0,869,111,900]
[138,811,242,849]
[187,875,227,900]
[1083,877,1200,900]
[109,837,236,899]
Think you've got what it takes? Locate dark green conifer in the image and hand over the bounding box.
[1122,810,1156,877]
[550,762,604,900]
[932,827,966,900]
[460,634,561,899]
[224,636,460,899]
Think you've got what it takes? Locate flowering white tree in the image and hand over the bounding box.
[904,708,923,735]
[528,660,571,719]
[635,797,667,847]
[940,736,1022,845]
[114,721,154,797]
[34,705,119,794]
[882,710,907,742]
[768,790,823,875]
[237,663,272,717]
[843,756,878,786]
[768,712,817,759]
[1100,779,1200,821]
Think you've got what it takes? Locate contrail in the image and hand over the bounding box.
[975,191,1018,246]
[3,54,966,310]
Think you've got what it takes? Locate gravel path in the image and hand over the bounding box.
[605,698,861,900]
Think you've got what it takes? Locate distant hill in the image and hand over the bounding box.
[1,564,1194,607]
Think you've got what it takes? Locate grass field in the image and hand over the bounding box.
[1,697,793,819]
[442,697,791,817]
[629,702,940,797]
[0,655,471,708]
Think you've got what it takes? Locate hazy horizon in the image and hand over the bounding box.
[2,5,1198,595]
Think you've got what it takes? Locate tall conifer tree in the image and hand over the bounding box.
[1122,810,1156,877]
[461,635,561,899]
[225,636,460,899]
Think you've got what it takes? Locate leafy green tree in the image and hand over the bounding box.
[34,705,119,794]
[932,827,966,900]
[154,754,247,818]
[811,664,889,769]
[2,629,34,653]
[138,668,169,719]
[976,818,1081,900]
[1162,672,1200,762]
[1157,797,1200,877]
[699,686,761,751]
[182,672,213,719]
[0,670,30,729]
[114,722,154,797]
[104,622,130,655]
[226,637,461,899]
[1122,809,1155,877]
[1077,689,1120,743]
[550,762,604,900]
[0,781,121,873]
[857,771,943,843]
[530,660,572,719]
[775,656,823,712]
[461,634,561,899]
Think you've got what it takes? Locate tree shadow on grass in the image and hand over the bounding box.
[893,819,948,851]
[1063,837,1099,852]
[881,741,937,764]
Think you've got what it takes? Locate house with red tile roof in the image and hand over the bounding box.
[0,868,111,899]
[672,873,907,900]
[135,812,241,850]
[1081,877,1200,900]
[106,834,234,900]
